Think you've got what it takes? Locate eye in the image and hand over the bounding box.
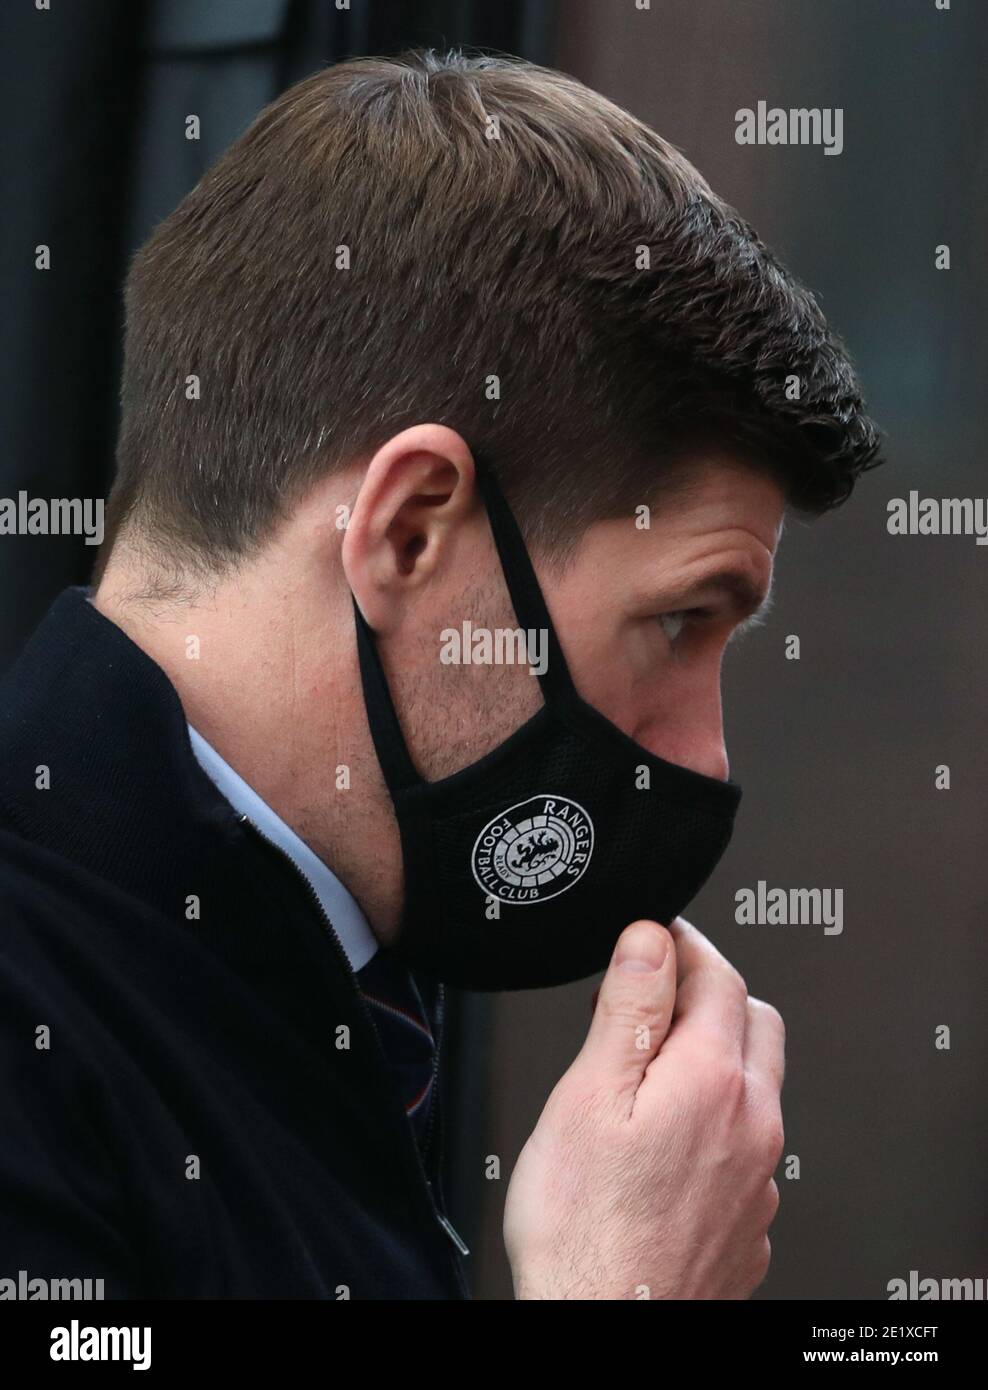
[657,608,716,644]
[658,611,687,643]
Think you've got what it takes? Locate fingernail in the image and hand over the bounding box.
[615,922,668,974]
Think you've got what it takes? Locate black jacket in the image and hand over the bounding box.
[0,587,470,1299]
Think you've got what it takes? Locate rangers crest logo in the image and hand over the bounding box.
[471,795,594,904]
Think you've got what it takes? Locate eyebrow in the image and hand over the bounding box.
[683,567,776,635]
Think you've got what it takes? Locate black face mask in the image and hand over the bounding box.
[353,457,743,992]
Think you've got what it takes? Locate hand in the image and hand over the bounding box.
[503,916,785,1299]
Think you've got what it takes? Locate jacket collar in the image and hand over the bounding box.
[186,722,379,972]
[0,586,241,915]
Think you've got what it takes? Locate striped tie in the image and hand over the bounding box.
[356,950,437,1151]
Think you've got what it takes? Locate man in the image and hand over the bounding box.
[0,50,881,1300]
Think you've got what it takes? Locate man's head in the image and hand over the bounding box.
[94,50,881,940]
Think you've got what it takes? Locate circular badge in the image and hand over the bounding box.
[471,795,595,904]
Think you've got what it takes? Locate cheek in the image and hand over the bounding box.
[581,620,729,746]
[565,616,671,734]
[640,635,729,738]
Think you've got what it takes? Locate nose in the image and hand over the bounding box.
[651,683,730,782]
[686,734,729,783]
[689,667,730,781]
[709,744,730,783]
[641,716,729,781]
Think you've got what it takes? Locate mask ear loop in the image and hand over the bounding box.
[352,593,421,793]
[352,452,577,794]
[472,453,577,705]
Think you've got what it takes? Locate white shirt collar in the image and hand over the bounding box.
[187,724,379,973]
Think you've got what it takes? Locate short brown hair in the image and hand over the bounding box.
[106,48,882,571]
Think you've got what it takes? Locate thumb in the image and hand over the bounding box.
[575,920,676,1096]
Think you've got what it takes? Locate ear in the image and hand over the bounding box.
[341,424,478,634]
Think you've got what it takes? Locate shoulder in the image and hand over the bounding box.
[0,825,169,1007]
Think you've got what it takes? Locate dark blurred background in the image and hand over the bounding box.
[2,0,985,1300]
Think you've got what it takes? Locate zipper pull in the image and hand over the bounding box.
[436,1210,470,1257]
[427,1179,470,1255]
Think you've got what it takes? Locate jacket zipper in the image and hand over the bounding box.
[415,975,443,1173]
[416,979,470,1258]
[236,813,470,1271]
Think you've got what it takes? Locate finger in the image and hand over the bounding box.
[574,920,677,1098]
[663,915,748,1058]
[744,996,786,1094]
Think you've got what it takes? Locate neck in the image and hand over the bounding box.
[92,549,404,945]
